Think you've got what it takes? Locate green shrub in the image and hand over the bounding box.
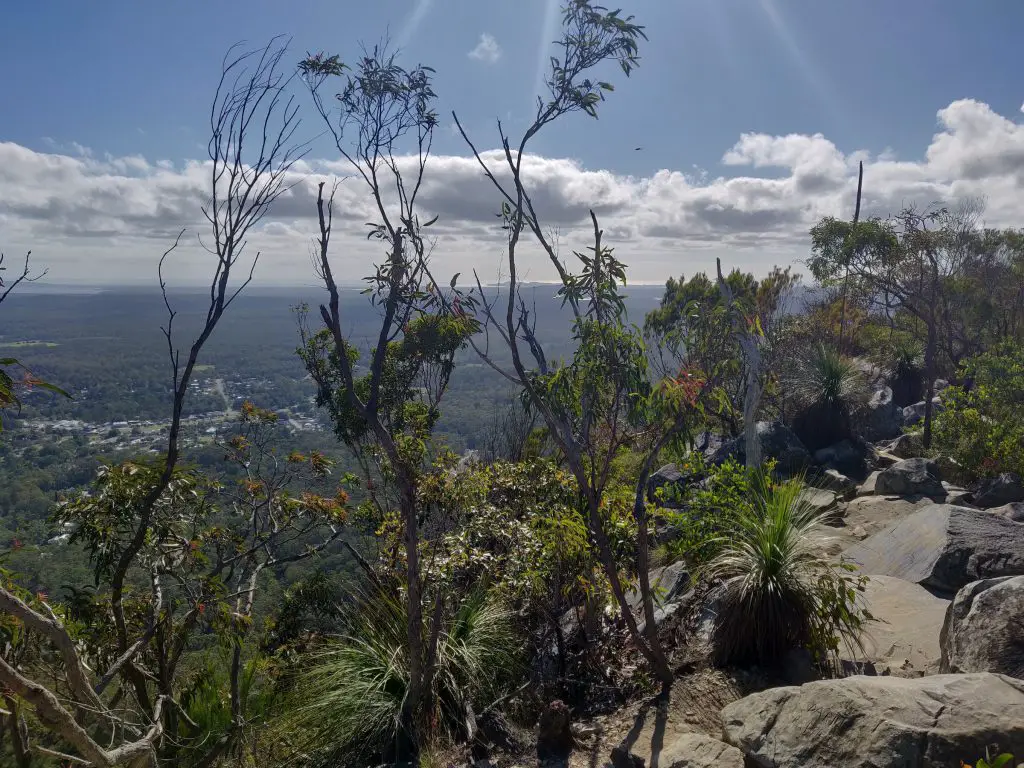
[933,343,1024,478]
[962,751,1018,768]
[656,455,753,566]
[706,475,869,667]
[278,587,519,767]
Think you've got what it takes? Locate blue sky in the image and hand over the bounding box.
[2,0,1024,284]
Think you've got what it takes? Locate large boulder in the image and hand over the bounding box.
[710,421,810,476]
[813,439,869,479]
[941,576,1024,679]
[656,733,744,768]
[902,396,944,427]
[854,575,949,675]
[971,472,1024,509]
[857,470,881,496]
[886,431,924,459]
[721,673,1024,768]
[874,457,945,499]
[629,561,692,635]
[810,467,858,500]
[843,504,1024,593]
[861,386,904,441]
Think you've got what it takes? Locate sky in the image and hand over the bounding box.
[2,0,1024,287]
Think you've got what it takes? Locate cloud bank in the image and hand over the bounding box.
[2,98,1024,286]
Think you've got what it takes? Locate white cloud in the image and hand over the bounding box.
[468,33,502,64]
[3,98,1024,286]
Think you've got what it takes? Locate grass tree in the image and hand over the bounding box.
[296,46,477,760]
[786,343,867,451]
[446,1,723,691]
[707,475,869,667]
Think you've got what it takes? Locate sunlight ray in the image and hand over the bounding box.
[756,0,842,123]
[396,0,433,50]
[531,0,561,114]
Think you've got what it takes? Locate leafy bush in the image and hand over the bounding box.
[278,587,519,767]
[933,343,1024,478]
[706,475,869,667]
[787,343,867,451]
[962,751,1019,768]
[656,455,753,566]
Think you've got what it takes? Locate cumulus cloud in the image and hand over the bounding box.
[3,98,1024,286]
[468,33,502,64]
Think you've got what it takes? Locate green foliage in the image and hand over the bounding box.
[933,343,1024,478]
[657,455,754,566]
[962,751,1018,768]
[0,357,69,430]
[540,1,646,119]
[706,475,870,667]
[299,312,477,460]
[176,652,281,767]
[645,267,798,434]
[279,587,518,767]
[419,458,645,643]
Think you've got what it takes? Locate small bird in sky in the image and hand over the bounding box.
[634,146,643,151]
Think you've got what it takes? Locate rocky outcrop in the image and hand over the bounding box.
[991,501,1024,522]
[901,396,944,427]
[813,439,868,479]
[721,673,1024,767]
[657,733,744,768]
[853,575,949,675]
[710,421,810,476]
[629,561,692,634]
[811,467,858,500]
[971,472,1024,509]
[886,432,923,459]
[843,503,1024,593]
[857,470,881,496]
[874,457,945,499]
[801,488,839,519]
[862,386,904,441]
[941,576,1024,679]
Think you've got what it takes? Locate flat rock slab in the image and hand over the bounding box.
[854,575,949,675]
[721,673,1024,768]
[843,503,1024,593]
[823,495,931,554]
[657,733,744,768]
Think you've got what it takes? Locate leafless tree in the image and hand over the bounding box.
[0,250,46,307]
[0,37,307,766]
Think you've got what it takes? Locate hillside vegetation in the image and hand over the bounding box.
[2,3,1024,767]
